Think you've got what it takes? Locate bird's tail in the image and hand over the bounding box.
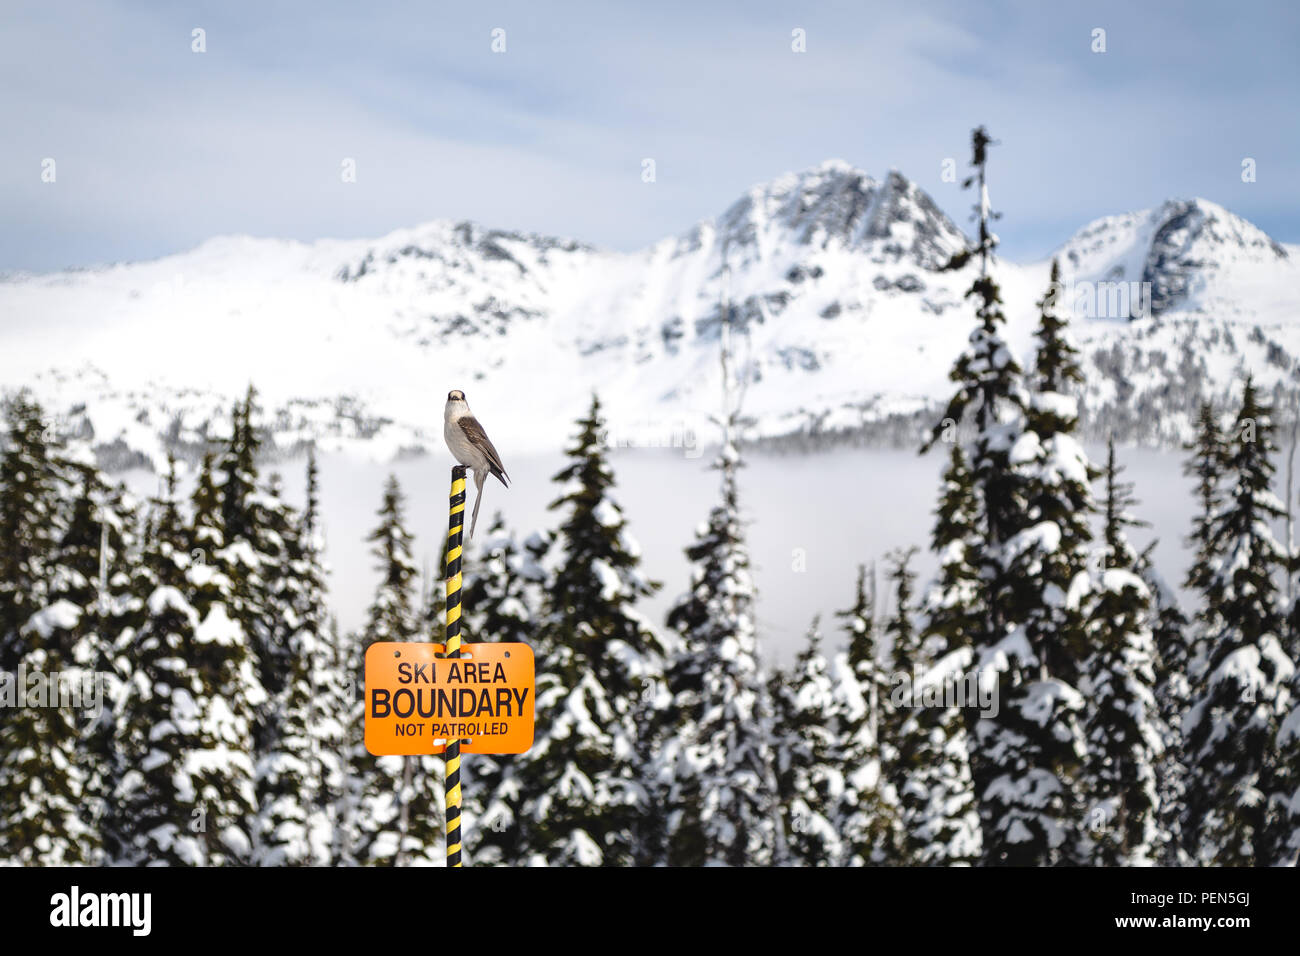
[470,482,485,538]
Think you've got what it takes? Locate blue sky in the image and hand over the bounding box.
[2,0,1297,272]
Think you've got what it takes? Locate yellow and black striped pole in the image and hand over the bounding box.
[444,464,467,867]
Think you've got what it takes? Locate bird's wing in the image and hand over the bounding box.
[458,416,509,484]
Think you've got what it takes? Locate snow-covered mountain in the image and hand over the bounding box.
[1,160,1296,469]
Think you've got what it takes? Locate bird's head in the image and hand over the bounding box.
[447,389,466,404]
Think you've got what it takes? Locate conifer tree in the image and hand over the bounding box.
[513,396,668,866]
[883,550,921,686]
[0,394,59,672]
[153,453,190,558]
[251,470,300,701]
[881,548,980,865]
[460,515,552,865]
[1184,378,1296,865]
[205,392,308,856]
[657,459,778,865]
[880,549,920,862]
[348,475,442,865]
[0,628,97,864]
[48,451,139,864]
[213,392,301,783]
[219,387,261,548]
[1184,401,1228,601]
[1022,258,1097,684]
[174,419,266,864]
[299,453,351,865]
[546,395,666,695]
[922,446,981,655]
[461,516,548,647]
[1076,439,1162,865]
[110,456,212,865]
[47,454,133,662]
[253,624,320,866]
[190,451,223,583]
[770,619,843,865]
[1272,681,1300,865]
[328,617,364,865]
[656,300,783,867]
[0,395,102,864]
[831,563,895,865]
[1137,543,1193,866]
[923,127,1085,865]
[914,447,983,865]
[254,451,343,865]
[362,476,420,650]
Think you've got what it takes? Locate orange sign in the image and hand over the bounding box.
[364,642,535,756]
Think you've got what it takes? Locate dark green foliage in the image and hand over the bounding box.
[1184,378,1293,865]
[1077,440,1161,865]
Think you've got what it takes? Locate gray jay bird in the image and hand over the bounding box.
[443,389,510,538]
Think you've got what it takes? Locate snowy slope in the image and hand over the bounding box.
[0,161,1296,468]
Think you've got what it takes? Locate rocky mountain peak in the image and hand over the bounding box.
[698,161,966,271]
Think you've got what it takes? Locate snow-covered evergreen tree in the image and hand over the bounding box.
[209,393,317,861]
[914,447,983,865]
[215,390,273,677]
[882,548,980,865]
[1137,542,1193,866]
[0,623,98,864]
[189,451,222,578]
[347,474,442,866]
[922,446,981,655]
[770,619,843,865]
[297,452,351,865]
[110,456,212,865]
[546,396,666,697]
[880,549,921,863]
[179,564,265,864]
[362,476,420,650]
[254,450,344,865]
[1184,401,1229,601]
[1022,258,1097,686]
[166,424,267,866]
[0,395,105,864]
[657,455,778,866]
[1272,677,1300,865]
[1075,439,1162,866]
[459,515,551,865]
[656,293,784,867]
[0,393,59,673]
[1184,378,1296,865]
[831,563,895,865]
[924,128,1086,866]
[511,396,668,866]
[49,447,139,865]
[326,616,362,865]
